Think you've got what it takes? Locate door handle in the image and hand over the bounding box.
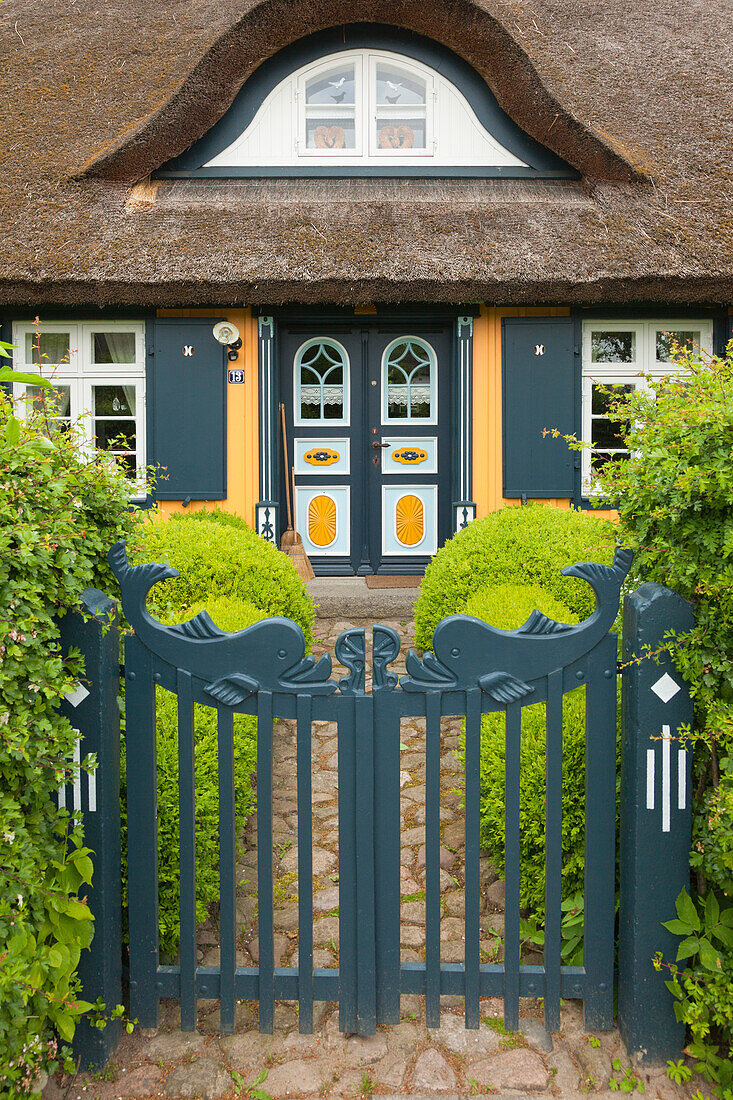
[371,441,389,450]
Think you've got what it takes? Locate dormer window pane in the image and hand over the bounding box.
[304,64,357,152]
[306,116,356,150]
[375,64,426,105]
[376,118,426,150]
[305,65,355,105]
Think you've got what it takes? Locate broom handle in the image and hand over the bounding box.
[280,403,293,529]
[291,467,298,533]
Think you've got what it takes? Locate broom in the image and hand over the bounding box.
[279,403,315,581]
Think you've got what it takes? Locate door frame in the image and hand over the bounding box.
[257,306,477,575]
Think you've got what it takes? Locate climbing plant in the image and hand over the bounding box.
[0,365,141,1096]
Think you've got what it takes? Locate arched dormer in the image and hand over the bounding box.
[156,27,577,179]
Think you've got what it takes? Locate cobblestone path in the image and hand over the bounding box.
[53,617,698,1100]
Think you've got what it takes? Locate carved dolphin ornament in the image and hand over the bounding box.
[401,547,633,700]
[108,541,337,702]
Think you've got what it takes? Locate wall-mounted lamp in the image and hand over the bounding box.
[212,321,243,361]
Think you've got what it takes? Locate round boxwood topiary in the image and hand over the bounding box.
[414,504,617,650]
[131,512,315,646]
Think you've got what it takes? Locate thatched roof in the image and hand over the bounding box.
[1,0,731,307]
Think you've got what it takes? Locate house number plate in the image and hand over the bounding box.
[227,369,245,384]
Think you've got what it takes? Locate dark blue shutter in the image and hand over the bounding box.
[149,318,226,500]
[502,317,577,498]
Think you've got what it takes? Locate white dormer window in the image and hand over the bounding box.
[203,48,529,170]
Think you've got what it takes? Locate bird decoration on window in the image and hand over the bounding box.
[385,80,403,103]
[329,76,347,102]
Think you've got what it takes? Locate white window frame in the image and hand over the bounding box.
[381,335,438,425]
[293,336,350,428]
[295,49,436,163]
[12,320,147,499]
[581,319,713,494]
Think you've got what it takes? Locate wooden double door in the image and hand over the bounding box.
[279,314,453,575]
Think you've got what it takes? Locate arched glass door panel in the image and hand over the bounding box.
[382,337,436,423]
[295,338,350,425]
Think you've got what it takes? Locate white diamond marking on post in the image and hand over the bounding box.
[64,682,90,708]
[651,673,681,704]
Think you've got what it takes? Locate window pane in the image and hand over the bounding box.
[93,332,136,364]
[297,341,347,421]
[25,384,71,417]
[25,332,70,366]
[95,421,136,449]
[384,339,434,420]
[387,386,409,419]
[306,65,355,105]
[376,118,425,150]
[591,451,628,473]
[591,331,635,363]
[591,383,634,415]
[306,116,355,150]
[376,64,426,106]
[656,330,700,362]
[93,385,136,416]
[592,418,628,449]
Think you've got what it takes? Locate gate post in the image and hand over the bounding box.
[58,589,122,1071]
[618,583,694,1064]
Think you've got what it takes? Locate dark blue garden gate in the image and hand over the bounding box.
[110,541,636,1040]
[66,540,696,1069]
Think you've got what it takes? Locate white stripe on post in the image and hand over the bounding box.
[73,733,82,813]
[646,749,655,809]
[661,725,671,833]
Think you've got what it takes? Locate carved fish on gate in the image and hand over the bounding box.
[108,541,336,703]
[400,547,633,701]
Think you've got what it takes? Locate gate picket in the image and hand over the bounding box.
[337,699,358,1034]
[425,691,442,1029]
[503,701,522,1031]
[583,635,618,1030]
[373,689,401,1026]
[217,706,237,1034]
[125,636,159,1030]
[296,694,314,1033]
[176,670,197,1032]
[463,688,482,1029]
[544,669,564,1032]
[256,691,275,1033]
[111,540,633,1045]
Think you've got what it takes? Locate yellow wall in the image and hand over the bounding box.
[155,307,259,526]
[473,305,577,517]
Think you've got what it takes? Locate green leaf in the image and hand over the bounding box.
[674,889,701,932]
[713,924,733,948]
[0,368,52,387]
[704,891,720,928]
[675,936,700,961]
[662,918,694,936]
[5,416,20,444]
[697,937,722,972]
[55,1011,76,1041]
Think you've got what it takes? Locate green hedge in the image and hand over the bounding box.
[414,504,617,650]
[132,511,315,646]
[0,387,141,1094]
[460,584,589,913]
